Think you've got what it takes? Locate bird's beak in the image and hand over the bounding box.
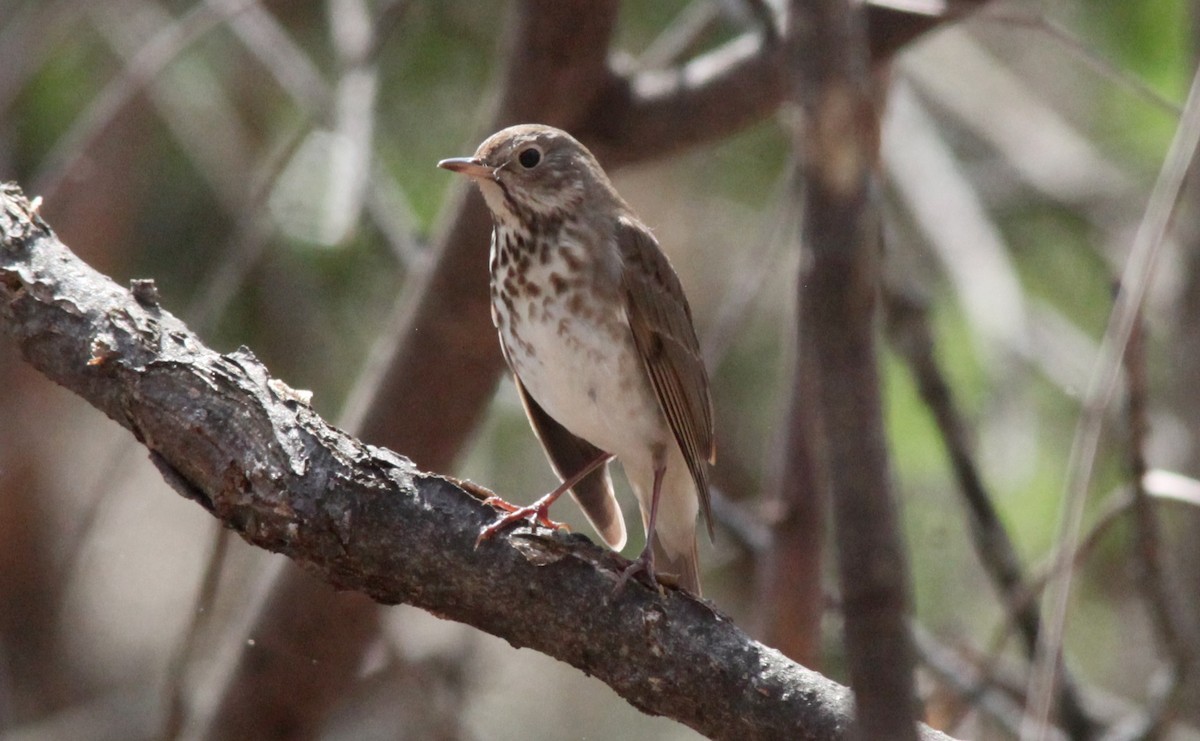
[437,157,493,179]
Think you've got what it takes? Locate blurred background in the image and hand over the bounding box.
[1,0,1199,739]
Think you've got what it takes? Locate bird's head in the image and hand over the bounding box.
[438,124,614,227]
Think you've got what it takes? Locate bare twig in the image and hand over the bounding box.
[980,10,1183,117]
[319,0,379,246]
[912,622,1067,741]
[209,0,328,114]
[1022,61,1200,741]
[885,288,1098,739]
[87,0,256,211]
[1121,311,1193,738]
[32,0,255,205]
[701,170,795,370]
[636,0,723,71]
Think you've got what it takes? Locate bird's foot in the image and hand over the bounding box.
[475,493,568,547]
[613,546,664,596]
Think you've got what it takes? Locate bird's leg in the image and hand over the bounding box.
[615,465,666,594]
[475,452,613,547]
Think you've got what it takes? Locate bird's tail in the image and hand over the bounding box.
[650,527,701,596]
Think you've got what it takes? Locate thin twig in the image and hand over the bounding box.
[321,0,379,246]
[32,0,255,204]
[1122,309,1192,738]
[701,168,795,370]
[979,9,1183,117]
[208,0,328,115]
[912,622,1067,741]
[1022,60,1200,741]
[636,1,722,71]
[885,288,1098,739]
[87,0,255,211]
[160,525,231,740]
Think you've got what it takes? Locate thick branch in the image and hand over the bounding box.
[0,186,961,739]
[581,0,991,165]
[756,311,827,669]
[789,1,919,739]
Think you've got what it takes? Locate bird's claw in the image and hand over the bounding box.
[475,495,568,548]
[613,549,664,596]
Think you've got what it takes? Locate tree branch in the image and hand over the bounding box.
[788,0,919,737]
[0,184,962,740]
[581,0,992,165]
[884,289,1099,739]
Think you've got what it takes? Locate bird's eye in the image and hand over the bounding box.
[518,147,541,169]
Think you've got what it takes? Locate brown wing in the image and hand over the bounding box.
[615,216,716,539]
[505,361,627,550]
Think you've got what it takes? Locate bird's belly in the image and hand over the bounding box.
[500,294,665,460]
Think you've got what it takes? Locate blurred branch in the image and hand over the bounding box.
[902,33,1134,212]
[912,622,1066,741]
[0,184,960,741]
[1120,312,1194,739]
[756,302,826,668]
[31,0,253,205]
[586,28,787,166]
[885,289,1099,740]
[981,10,1183,117]
[161,523,229,739]
[635,0,725,71]
[0,0,83,115]
[1006,479,1200,730]
[788,0,918,738]
[1023,61,1200,741]
[884,80,1029,365]
[319,0,383,245]
[586,0,991,165]
[180,3,402,737]
[87,0,256,212]
[209,0,328,114]
[190,575,382,741]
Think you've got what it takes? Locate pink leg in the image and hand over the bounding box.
[615,465,665,594]
[475,452,613,547]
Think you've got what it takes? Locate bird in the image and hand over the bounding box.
[438,124,715,595]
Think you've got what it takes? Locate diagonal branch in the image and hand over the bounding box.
[884,289,1099,740]
[0,185,962,740]
[581,0,993,165]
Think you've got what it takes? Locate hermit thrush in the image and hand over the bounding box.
[438,124,715,594]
